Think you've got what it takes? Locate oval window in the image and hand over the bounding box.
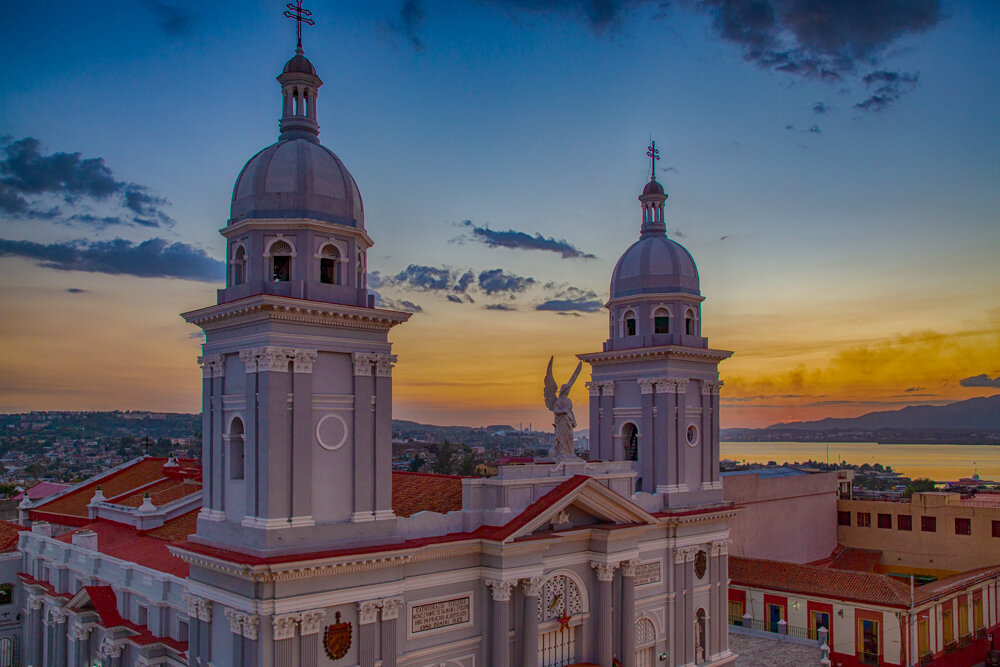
[686,424,699,446]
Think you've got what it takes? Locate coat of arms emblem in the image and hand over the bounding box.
[323,612,352,660]
[695,550,708,579]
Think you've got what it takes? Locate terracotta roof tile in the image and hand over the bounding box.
[0,520,27,553]
[730,556,912,608]
[391,472,463,517]
[825,546,882,572]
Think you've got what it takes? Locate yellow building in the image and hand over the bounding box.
[837,491,1000,577]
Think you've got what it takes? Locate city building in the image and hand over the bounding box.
[14,33,737,667]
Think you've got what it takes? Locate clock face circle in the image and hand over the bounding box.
[686,424,699,447]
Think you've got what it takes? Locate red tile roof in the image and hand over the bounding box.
[391,472,463,517]
[0,520,27,553]
[69,586,187,651]
[731,557,1000,609]
[30,458,199,525]
[13,481,70,501]
[811,545,882,572]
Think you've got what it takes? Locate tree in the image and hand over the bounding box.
[458,450,482,476]
[433,443,455,475]
[906,478,937,496]
[408,457,425,473]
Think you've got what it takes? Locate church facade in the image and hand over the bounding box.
[15,38,736,667]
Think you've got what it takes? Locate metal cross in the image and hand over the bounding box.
[647,140,661,181]
[284,0,315,50]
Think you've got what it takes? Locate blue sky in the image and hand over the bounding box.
[1,1,998,427]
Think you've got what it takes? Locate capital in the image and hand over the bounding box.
[586,381,601,397]
[100,640,124,658]
[380,596,404,621]
[620,559,640,577]
[224,608,243,634]
[69,625,91,641]
[521,577,544,598]
[352,352,378,376]
[673,547,690,565]
[674,378,689,393]
[239,349,259,374]
[184,594,202,618]
[197,599,213,622]
[591,562,617,582]
[358,600,381,625]
[258,346,292,373]
[599,380,616,396]
[273,613,299,641]
[27,596,44,611]
[375,354,397,378]
[637,378,657,395]
[292,349,318,373]
[242,613,260,640]
[198,354,225,378]
[299,609,326,636]
[485,579,515,602]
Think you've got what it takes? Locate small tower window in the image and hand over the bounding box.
[654,308,670,334]
[685,309,695,336]
[357,253,365,288]
[624,310,637,336]
[622,423,638,461]
[270,241,292,282]
[320,245,340,284]
[229,418,245,480]
[233,245,246,286]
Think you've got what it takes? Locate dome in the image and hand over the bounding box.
[642,179,664,196]
[283,52,316,75]
[230,139,364,227]
[610,235,700,298]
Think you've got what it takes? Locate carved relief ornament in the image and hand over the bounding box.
[358,600,381,625]
[352,352,379,376]
[273,614,299,641]
[380,596,404,621]
[300,609,326,636]
[375,354,397,378]
[198,354,225,378]
[485,579,515,602]
[591,562,617,582]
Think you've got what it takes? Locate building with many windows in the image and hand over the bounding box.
[13,34,739,667]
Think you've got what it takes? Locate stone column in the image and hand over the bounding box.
[675,380,689,492]
[69,625,91,667]
[521,578,542,667]
[638,379,656,492]
[273,614,299,667]
[586,382,601,459]
[299,610,325,666]
[291,350,317,525]
[685,549,696,666]
[240,349,260,519]
[620,560,639,667]
[653,379,671,489]
[373,355,397,519]
[592,562,617,666]
[599,382,615,460]
[100,640,124,667]
[486,580,514,667]
[716,542,729,658]
[257,347,292,522]
[25,596,43,667]
[708,542,721,659]
[664,383,678,491]
[673,548,688,665]
[711,383,722,485]
[351,353,377,522]
[185,596,201,665]
[380,597,403,667]
[53,610,68,666]
[198,599,213,664]
[224,608,245,665]
[358,600,381,667]
[701,382,713,489]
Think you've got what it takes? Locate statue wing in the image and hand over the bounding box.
[544,356,557,411]
[565,361,583,391]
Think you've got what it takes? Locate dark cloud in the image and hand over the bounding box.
[141,0,196,36]
[0,136,174,228]
[959,374,1000,389]
[806,124,821,134]
[388,0,427,51]
[536,299,603,313]
[812,102,829,114]
[485,303,516,311]
[65,288,87,294]
[446,294,464,303]
[0,237,223,281]
[371,290,424,313]
[393,264,455,291]
[454,270,476,293]
[904,386,925,392]
[854,70,919,112]
[458,220,595,259]
[477,268,535,295]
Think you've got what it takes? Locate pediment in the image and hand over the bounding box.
[505,476,657,543]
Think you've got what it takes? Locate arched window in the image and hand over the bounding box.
[696,608,707,663]
[233,245,246,286]
[653,307,670,334]
[624,310,637,336]
[622,423,638,461]
[537,574,584,667]
[685,309,695,336]
[320,244,340,285]
[229,418,245,480]
[635,617,657,667]
[269,240,293,282]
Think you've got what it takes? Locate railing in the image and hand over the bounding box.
[944,640,957,653]
[859,650,880,666]
[729,617,814,640]
[959,633,972,648]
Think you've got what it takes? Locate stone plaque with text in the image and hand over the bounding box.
[411,596,471,634]
[635,561,661,586]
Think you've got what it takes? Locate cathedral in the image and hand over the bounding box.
[15,29,736,667]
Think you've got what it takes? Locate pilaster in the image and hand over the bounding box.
[591,562,617,665]
[638,379,655,492]
[521,578,542,667]
[380,596,403,667]
[486,580,515,667]
[620,559,639,667]
[358,600,381,667]
[351,352,377,522]
[299,609,325,666]
[291,350,317,526]
[373,354,397,519]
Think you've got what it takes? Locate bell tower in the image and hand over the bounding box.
[578,144,732,508]
[181,24,409,554]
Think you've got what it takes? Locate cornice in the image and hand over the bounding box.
[577,344,733,365]
[221,218,375,249]
[181,294,411,333]
[606,292,705,307]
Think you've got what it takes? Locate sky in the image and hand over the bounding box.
[1,0,998,429]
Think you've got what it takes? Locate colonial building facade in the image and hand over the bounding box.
[16,39,738,667]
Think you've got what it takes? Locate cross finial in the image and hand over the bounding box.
[284,1,315,52]
[647,140,660,181]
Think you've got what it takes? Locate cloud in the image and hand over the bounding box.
[0,136,174,228]
[959,374,1000,389]
[806,125,821,134]
[904,386,925,392]
[477,268,535,295]
[388,0,427,51]
[141,0,195,36]
[812,102,829,114]
[393,264,455,291]
[485,303,516,311]
[446,294,464,303]
[458,220,595,259]
[372,289,424,313]
[0,237,223,281]
[455,270,476,293]
[65,288,87,294]
[854,70,920,112]
[536,298,604,313]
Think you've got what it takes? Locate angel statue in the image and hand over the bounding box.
[544,356,583,459]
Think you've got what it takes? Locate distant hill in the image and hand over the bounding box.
[764,395,1000,432]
